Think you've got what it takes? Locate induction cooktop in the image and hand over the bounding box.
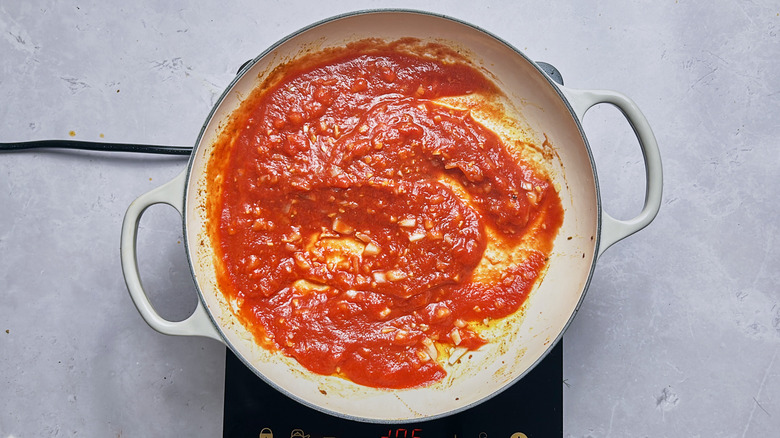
[223,341,562,438]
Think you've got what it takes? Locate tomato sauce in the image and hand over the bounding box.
[208,41,563,389]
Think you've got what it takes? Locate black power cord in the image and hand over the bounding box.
[0,140,192,155]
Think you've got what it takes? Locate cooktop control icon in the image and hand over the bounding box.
[290,429,310,438]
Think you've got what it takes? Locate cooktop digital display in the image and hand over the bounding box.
[223,342,562,438]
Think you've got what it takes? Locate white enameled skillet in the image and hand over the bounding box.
[121,10,662,423]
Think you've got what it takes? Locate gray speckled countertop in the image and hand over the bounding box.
[1,1,778,437]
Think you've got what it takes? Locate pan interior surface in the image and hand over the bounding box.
[184,10,598,422]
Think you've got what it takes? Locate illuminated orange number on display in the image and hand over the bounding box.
[380,428,422,438]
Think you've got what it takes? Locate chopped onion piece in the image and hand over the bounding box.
[332,217,354,234]
[398,218,416,227]
[385,269,408,281]
[422,338,438,361]
[363,242,380,255]
[354,232,372,243]
[409,232,426,242]
[448,346,469,365]
[451,328,462,345]
[434,304,452,319]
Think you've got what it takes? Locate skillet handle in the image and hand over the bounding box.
[562,87,663,258]
[120,171,223,342]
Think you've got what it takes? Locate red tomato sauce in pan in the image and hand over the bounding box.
[208,41,563,389]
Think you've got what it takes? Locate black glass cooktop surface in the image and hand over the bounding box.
[223,341,562,438]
